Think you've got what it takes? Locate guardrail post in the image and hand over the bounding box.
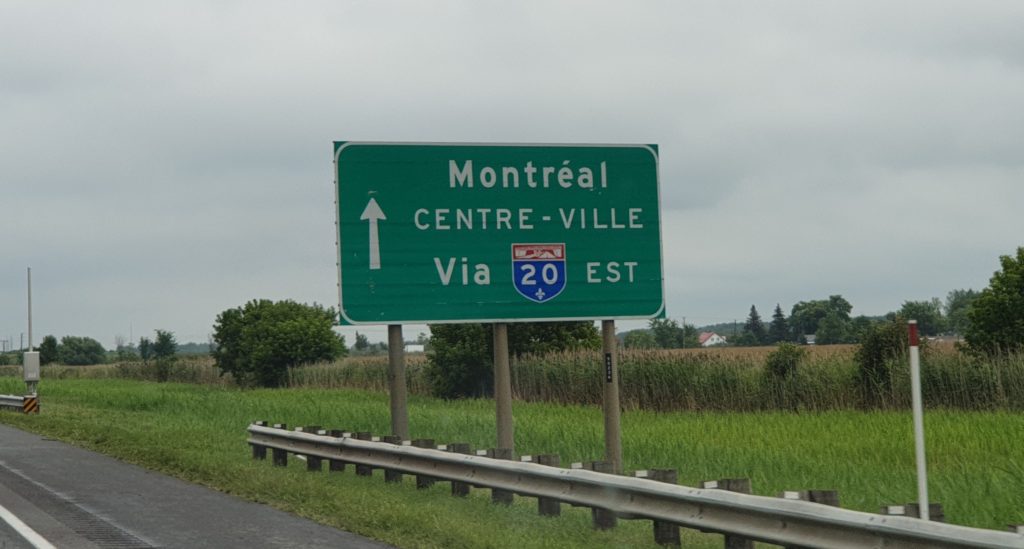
[884,502,945,522]
[382,435,404,483]
[448,443,472,497]
[303,426,323,471]
[642,469,680,546]
[355,432,374,476]
[703,478,752,549]
[536,454,561,516]
[779,490,839,549]
[412,439,436,488]
[250,421,268,460]
[328,430,347,472]
[271,423,288,467]
[490,448,515,505]
[908,503,944,522]
[809,490,839,506]
[591,461,617,529]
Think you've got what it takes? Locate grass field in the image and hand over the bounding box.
[0,376,1020,548]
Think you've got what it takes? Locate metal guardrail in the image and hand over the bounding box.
[247,423,1023,549]
[0,394,25,412]
[0,394,38,414]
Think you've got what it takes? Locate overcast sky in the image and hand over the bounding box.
[3,1,1023,348]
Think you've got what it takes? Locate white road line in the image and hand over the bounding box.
[0,502,56,549]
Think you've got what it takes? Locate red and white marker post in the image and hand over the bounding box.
[908,320,929,520]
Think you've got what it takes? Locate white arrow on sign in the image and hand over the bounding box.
[360,197,386,270]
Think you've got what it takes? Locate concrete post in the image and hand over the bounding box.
[494,323,514,452]
[602,320,622,473]
[388,324,409,439]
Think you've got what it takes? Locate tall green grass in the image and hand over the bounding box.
[10,345,1023,412]
[288,346,1024,412]
[512,347,1024,411]
[287,355,430,394]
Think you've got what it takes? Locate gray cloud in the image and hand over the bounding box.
[2,1,1023,347]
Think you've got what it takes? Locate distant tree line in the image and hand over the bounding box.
[731,289,980,347]
[7,331,181,367]
[620,288,983,350]
[351,332,389,355]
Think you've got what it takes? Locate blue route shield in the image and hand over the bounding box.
[512,243,566,303]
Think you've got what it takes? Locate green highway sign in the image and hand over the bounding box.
[334,142,663,324]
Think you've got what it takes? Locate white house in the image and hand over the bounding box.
[699,332,727,347]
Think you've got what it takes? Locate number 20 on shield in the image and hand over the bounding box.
[512,243,567,304]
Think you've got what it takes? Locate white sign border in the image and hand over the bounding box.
[333,141,666,325]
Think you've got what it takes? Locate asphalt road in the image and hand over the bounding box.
[0,424,392,549]
[0,517,33,549]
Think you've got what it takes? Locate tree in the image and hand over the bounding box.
[847,315,879,343]
[790,295,852,339]
[38,335,59,365]
[897,299,945,336]
[152,330,178,382]
[58,336,106,365]
[815,311,849,344]
[153,330,177,359]
[965,248,1024,355]
[139,337,153,363]
[425,324,491,398]
[115,342,139,362]
[740,305,767,346]
[767,304,790,344]
[212,299,347,387]
[354,332,370,351]
[945,289,978,335]
[732,331,757,347]
[647,318,699,348]
[623,330,657,349]
[680,323,700,348]
[426,321,601,398]
[508,322,601,355]
[649,318,685,348]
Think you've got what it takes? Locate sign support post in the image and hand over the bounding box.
[387,324,409,439]
[908,320,929,520]
[602,320,622,473]
[494,323,514,451]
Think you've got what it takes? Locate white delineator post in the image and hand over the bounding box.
[908,320,929,520]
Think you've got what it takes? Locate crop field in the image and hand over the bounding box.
[0,376,1020,548]
[292,343,1024,412]
[19,341,1024,414]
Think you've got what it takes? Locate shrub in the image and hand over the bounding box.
[763,342,807,410]
[855,317,910,407]
[765,342,806,378]
[58,336,107,365]
[212,299,347,387]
